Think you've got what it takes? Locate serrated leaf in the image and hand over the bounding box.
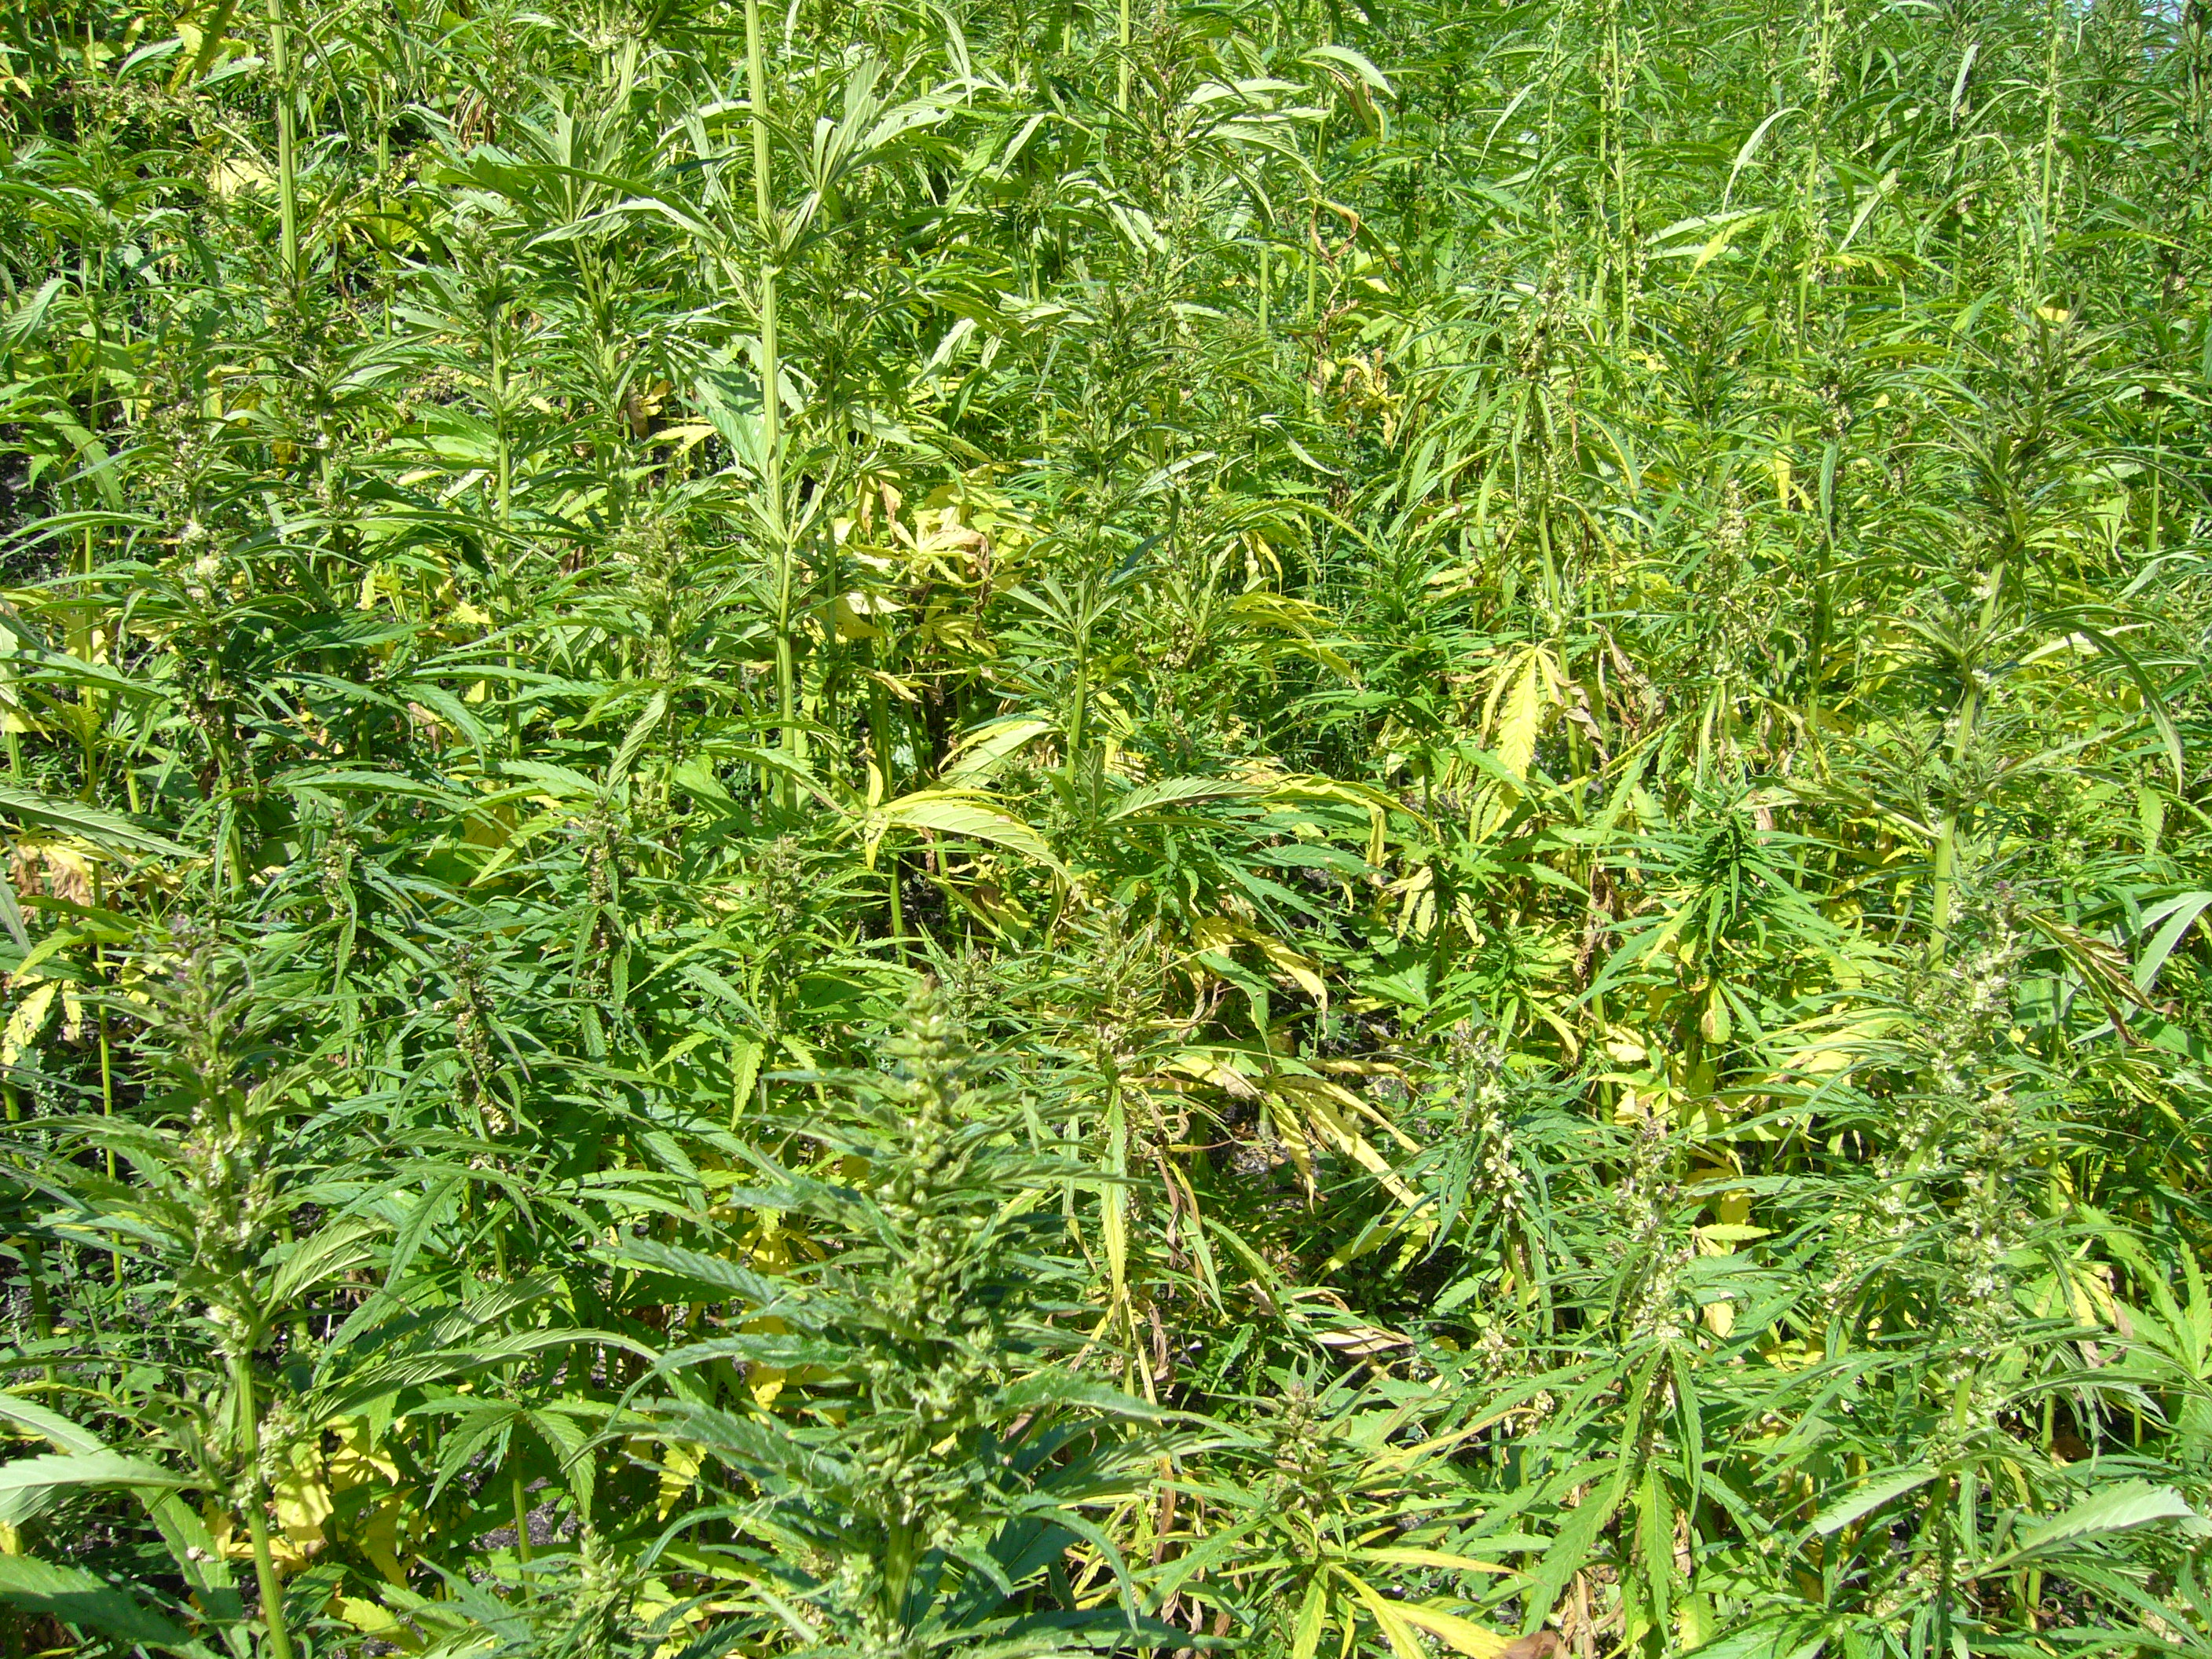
[866,790,1066,874]
[0,1556,197,1653]
[0,782,189,857]
[1972,1481,2197,1576]
[1812,1466,1937,1536]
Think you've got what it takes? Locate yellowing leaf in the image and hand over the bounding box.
[834,593,881,640]
[1481,645,1562,783]
[2,982,57,1069]
[649,422,716,456]
[1292,1575,1329,1659]
[865,790,1066,875]
[657,1440,703,1520]
[327,1418,399,1493]
[273,1441,331,1555]
[1337,1569,1431,1659]
[1272,1076,1423,1208]
[335,1593,421,1649]
[941,717,1057,785]
[1390,1600,1518,1657]
[1191,917,1328,1006]
[352,1495,412,1585]
[1691,208,1767,271]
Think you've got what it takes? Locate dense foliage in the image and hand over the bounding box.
[2,0,2210,1654]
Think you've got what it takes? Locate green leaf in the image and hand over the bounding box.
[1522,1459,1627,1631]
[1301,44,1393,93]
[0,782,190,857]
[268,1216,386,1306]
[0,1392,104,1456]
[866,790,1066,874]
[1104,775,1258,822]
[2136,892,2212,991]
[1811,1467,1937,1536]
[0,1556,197,1653]
[1972,1481,2198,1576]
[0,1448,189,1522]
[2072,622,2186,786]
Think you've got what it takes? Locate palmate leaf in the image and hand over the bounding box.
[0,781,191,857]
[2134,891,2212,992]
[601,1238,792,1309]
[862,789,1068,875]
[266,1214,387,1306]
[1518,1456,1627,1632]
[309,1325,659,1422]
[0,1448,190,1523]
[1337,1569,1517,1659]
[0,1395,236,1613]
[0,1393,104,1457]
[941,716,1059,784]
[0,1557,203,1655]
[1811,1465,1938,1536]
[1678,1616,1833,1659]
[1104,775,1260,821]
[1969,1481,2200,1577]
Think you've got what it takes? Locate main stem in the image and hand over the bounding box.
[1118,0,1132,112]
[1929,561,2006,956]
[94,913,121,1295]
[233,1350,297,1659]
[267,0,298,287]
[490,317,511,529]
[511,1463,533,1563]
[744,0,800,797]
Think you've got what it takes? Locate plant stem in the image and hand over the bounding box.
[744,0,800,796]
[491,315,511,529]
[1118,0,1132,112]
[233,1352,296,1659]
[511,1463,533,1563]
[1929,560,2006,956]
[267,0,298,287]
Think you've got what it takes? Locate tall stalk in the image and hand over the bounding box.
[490,313,511,529]
[1928,559,2006,955]
[1119,0,1133,112]
[266,0,298,286]
[233,1350,296,1659]
[743,0,800,791]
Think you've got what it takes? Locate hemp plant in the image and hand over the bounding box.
[613,989,1174,1659]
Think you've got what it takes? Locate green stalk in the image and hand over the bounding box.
[3,1081,53,1375]
[97,961,120,1293]
[491,317,511,529]
[1928,665,1981,956]
[2035,0,2062,300]
[1930,562,2007,956]
[882,1518,917,1634]
[267,0,298,287]
[1609,16,1632,339]
[86,870,123,1296]
[1118,0,1131,112]
[233,1351,297,1659]
[742,0,782,498]
[511,1463,533,1563]
[744,0,799,793]
[870,674,906,958]
[2150,407,2167,570]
